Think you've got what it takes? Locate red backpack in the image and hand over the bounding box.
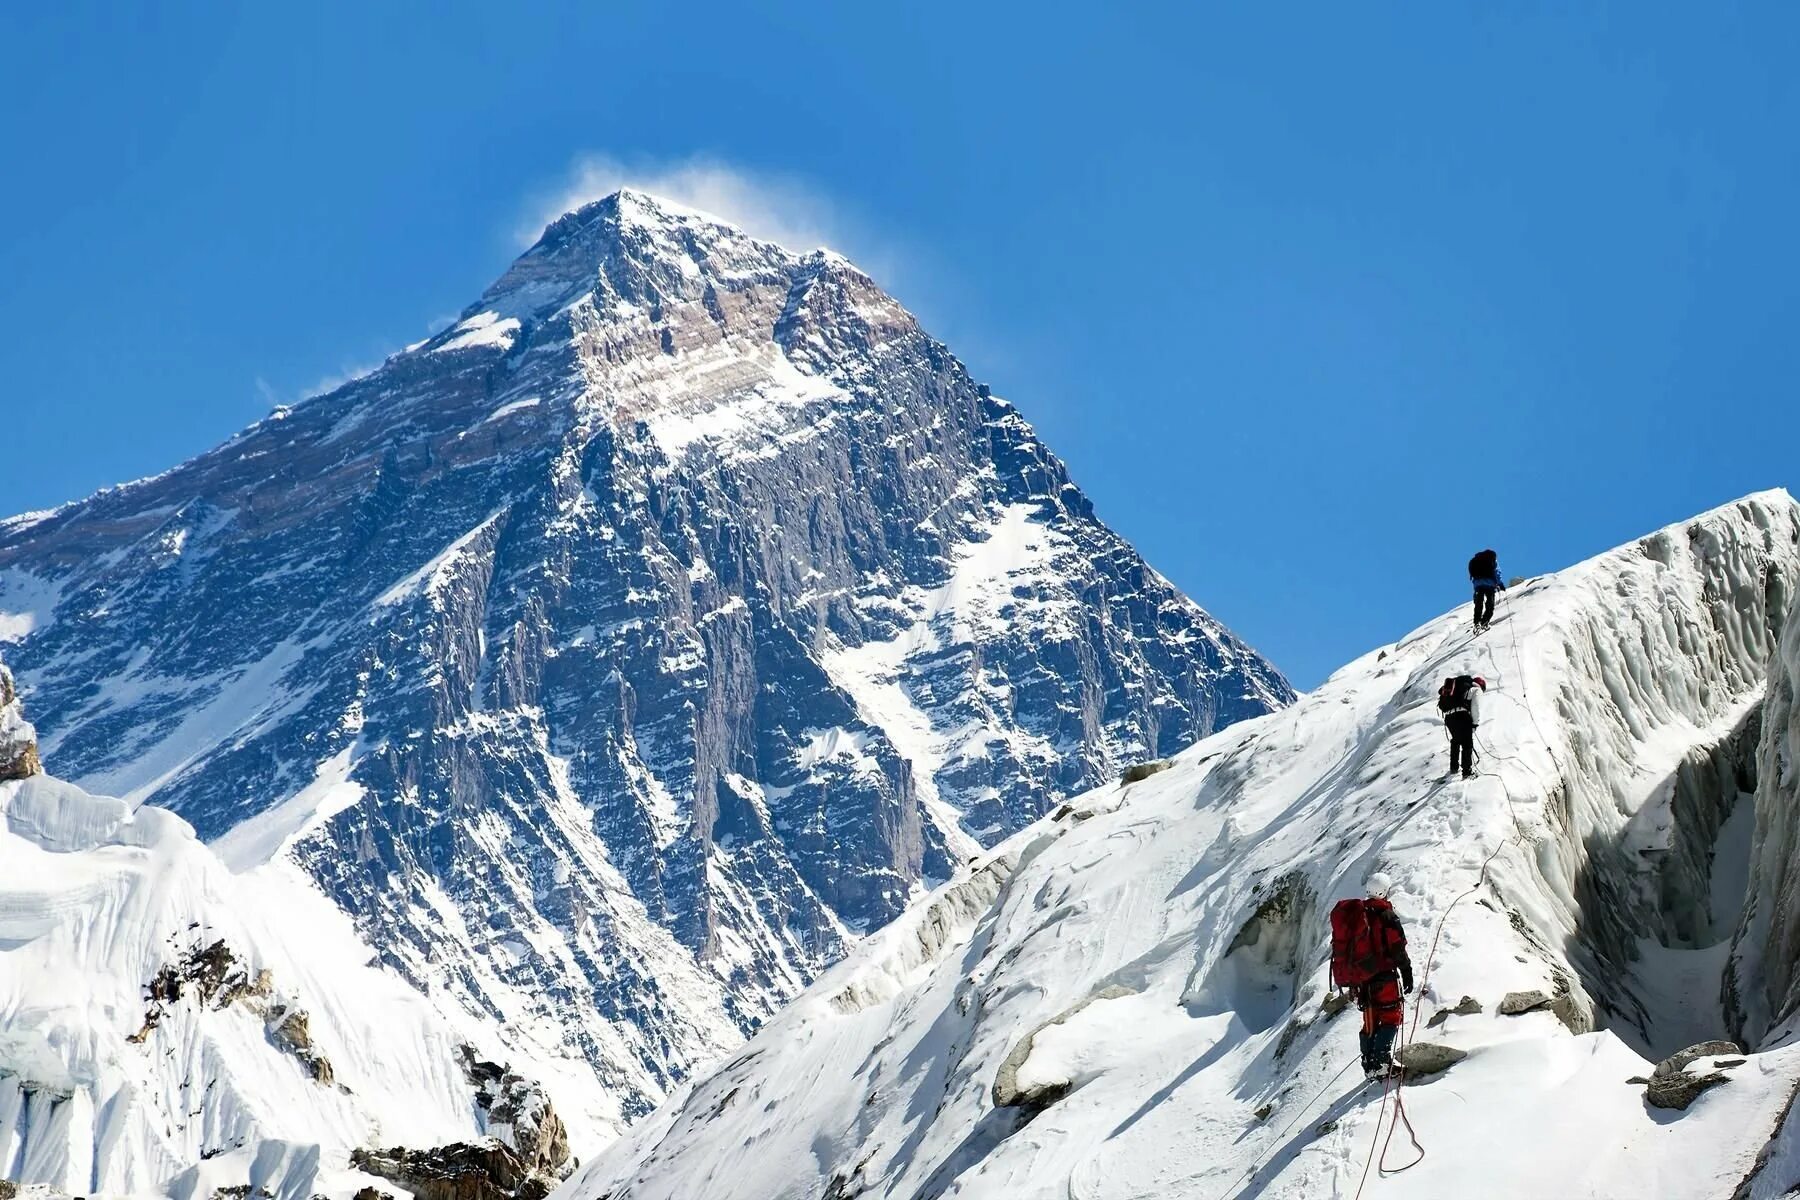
[1330,897,1400,986]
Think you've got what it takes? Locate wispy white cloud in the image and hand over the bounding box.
[305,358,389,399]
[517,154,854,258]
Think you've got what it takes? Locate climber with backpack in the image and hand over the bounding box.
[1330,873,1414,1080]
[1436,674,1487,779]
[1468,548,1505,632]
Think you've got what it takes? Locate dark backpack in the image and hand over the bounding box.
[1469,549,1498,579]
[1437,675,1475,715]
[1330,897,1399,987]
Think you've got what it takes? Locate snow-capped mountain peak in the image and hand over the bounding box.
[477,187,847,331]
[0,192,1290,1146]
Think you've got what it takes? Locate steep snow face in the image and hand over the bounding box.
[0,190,1289,1134]
[0,772,496,1198]
[567,491,1800,1200]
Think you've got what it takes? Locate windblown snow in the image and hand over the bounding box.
[565,490,1800,1200]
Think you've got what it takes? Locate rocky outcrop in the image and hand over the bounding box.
[457,1046,571,1182]
[1497,990,1551,1016]
[0,658,40,780]
[267,1008,335,1086]
[1643,1041,1743,1110]
[1120,760,1173,785]
[131,939,335,1085]
[351,1142,553,1200]
[1394,1042,1467,1078]
[0,189,1292,1123]
[1425,996,1483,1028]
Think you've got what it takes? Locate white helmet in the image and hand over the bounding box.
[1365,872,1394,899]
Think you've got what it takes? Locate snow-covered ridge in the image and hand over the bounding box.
[567,490,1800,1200]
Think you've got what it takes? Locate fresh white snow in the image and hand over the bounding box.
[434,311,522,355]
[0,774,489,1197]
[0,568,66,644]
[564,490,1800,1200]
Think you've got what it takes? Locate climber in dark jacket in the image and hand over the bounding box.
[1468,548,1505,632]
[1437,674,1487,779]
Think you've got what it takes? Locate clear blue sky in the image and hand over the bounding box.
[3,4,1796,688]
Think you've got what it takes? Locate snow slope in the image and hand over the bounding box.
[0,763,562,1198]
[565,490,1800,1200]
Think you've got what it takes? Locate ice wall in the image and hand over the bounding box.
[1731,585,1800,1046]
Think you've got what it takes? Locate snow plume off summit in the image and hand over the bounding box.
[0,189,1292,1141]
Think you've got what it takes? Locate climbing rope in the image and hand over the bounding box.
[1351,1067,1427,1200]
[1199,1056,1360,1200]
[1360,592,1554,1191]
[1224,588,1557,1199]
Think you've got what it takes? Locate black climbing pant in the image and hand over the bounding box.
[1473,586,1497,628]
[1446,712,1475,778]
[1360,1022,1399,1073]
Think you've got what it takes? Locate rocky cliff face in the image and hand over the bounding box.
[0,190,1291,1132]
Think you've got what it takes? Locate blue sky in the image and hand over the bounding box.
[2,4,1795,688]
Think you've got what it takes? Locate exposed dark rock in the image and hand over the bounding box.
[1120,760,1173,785]
[351,1141,554,1200]
[269,1007,336,1086]
[129,939,336,1086]
[1643,1041,1745,1111]
[1427,995,1483,1028]
[456,1045,570,1180]
[1645,1070,1732,1111]
[1274,1018,1311,1060]
[1497,989,1553,1016]
[1551,990,1592,1034]
[1394,1042,1467,1078]
[1653,1041,1742,1078]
